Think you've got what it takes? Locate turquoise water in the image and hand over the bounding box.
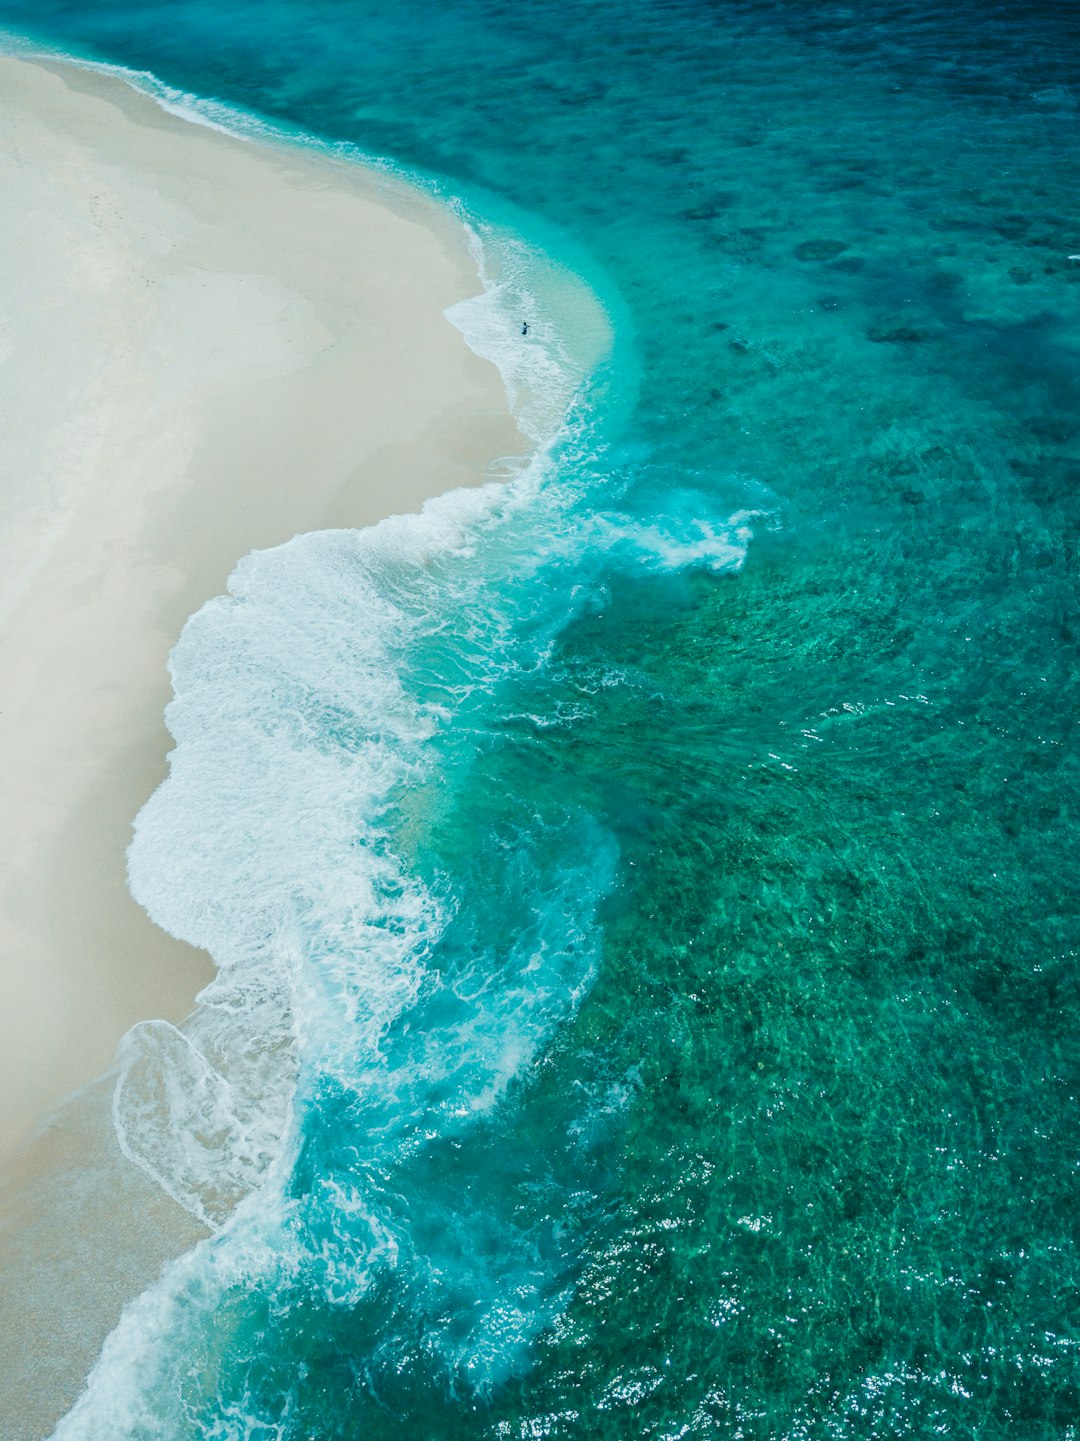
[3,1,1080,1436]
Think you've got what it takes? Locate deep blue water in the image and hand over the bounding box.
[2,1,1079,1437]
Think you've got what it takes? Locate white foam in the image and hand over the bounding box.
[446,219,612,448]
[593,505,767,574]
[0,28,301,146]
[118,524,466,1225]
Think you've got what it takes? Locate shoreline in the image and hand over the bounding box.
[0,48,527,1438]
[0,52,525,1163]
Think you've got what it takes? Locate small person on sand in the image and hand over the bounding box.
[522,320,529,336]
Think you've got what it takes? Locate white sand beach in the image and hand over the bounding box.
[0,54,524,1164]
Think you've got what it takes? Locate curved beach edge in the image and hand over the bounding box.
[0,48,527,1438]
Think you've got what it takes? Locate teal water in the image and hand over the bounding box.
[2,1,1080,1436]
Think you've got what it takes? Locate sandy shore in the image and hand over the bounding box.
[0,49,525,1438]
[0,54,524,1166]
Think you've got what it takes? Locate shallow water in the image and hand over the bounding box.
[1,1,1079,1436]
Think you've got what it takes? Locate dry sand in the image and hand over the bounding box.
[0,53,524,1166]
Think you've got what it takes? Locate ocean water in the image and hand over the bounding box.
[2,1,1080,1437]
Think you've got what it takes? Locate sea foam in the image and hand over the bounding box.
[58,468,619,1435]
